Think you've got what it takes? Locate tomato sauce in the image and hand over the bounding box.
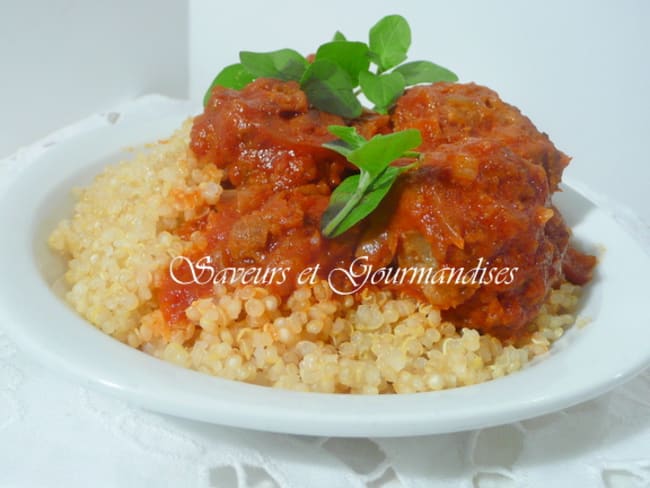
[156,79,595,341]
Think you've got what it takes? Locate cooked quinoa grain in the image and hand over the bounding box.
[49,123,583,394]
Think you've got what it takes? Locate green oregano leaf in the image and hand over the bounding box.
[300,60,362,118]
[315,41,370,84]
[327,125,366,146]
[239,49,308,81]
[203,63,255,106]
[347,128,421,176]
[393,60,459,84]
[359,70,406,114]
[368,15,411,72]
[320,126,422,237]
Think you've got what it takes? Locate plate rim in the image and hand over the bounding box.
[1,98,649,437]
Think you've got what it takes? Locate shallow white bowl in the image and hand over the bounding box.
[0,98,648,437]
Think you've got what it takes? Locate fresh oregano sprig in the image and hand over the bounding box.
[201,16,449,236]
[320,125,422,238]
[203,15,458,116]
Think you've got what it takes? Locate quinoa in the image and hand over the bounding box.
[48,122,583,394]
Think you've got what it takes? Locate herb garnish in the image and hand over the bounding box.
[203,15,456,237]
[320,126,422,238]
[203,15,458,116]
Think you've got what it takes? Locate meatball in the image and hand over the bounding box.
[191,78,347,190]
[357,83,580,340]
[359,136,568,340]
[391,83,570,191]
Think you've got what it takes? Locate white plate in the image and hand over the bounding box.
[1,97,649,438]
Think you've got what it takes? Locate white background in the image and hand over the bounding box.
[0,0,187,157]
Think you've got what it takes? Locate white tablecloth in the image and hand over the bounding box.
[1,97,649,488]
